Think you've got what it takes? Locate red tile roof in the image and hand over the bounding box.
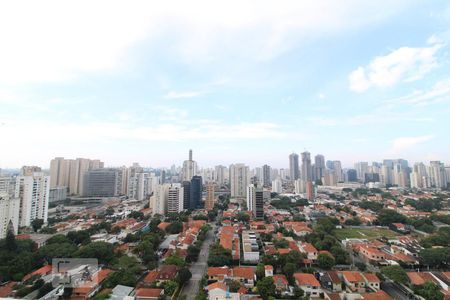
[136,288,164,298]
[363,273,380,283]
[232,267,254,280]
[342,271,365,283]
[23,265,52,281]
[360,290,393,300]
[294,273,320,287]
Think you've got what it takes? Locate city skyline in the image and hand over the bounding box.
[1,1,450,168]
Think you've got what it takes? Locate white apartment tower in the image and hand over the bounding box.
[167,184,184,213]
[272,177,282,194]
[230,163,249,198]
[14,172,50,227]
[182,149,198,181]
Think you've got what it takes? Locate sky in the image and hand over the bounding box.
[1,0,450,169]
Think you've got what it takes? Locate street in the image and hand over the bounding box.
[381,281,414,300]
[180,224,215,300]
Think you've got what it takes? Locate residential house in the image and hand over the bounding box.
[341,271,366,293]
[293,273,322,298]
[135,288,164,300]
[207,282,240,300]
[273,274,289,293]
[320,271,342,292]
[363,273,380,290]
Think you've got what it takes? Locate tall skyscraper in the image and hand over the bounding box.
[332,161,343,182]
[354,162,369,181]
[190,176,203,209]
[167,184,184,213]
[14,172,50,227]
[289,153,300,180]
[182,181,191,210]
[182,149,198,182]
[301,151,312,181]
[150,184,169,216]
[205,182,215,210]
[262,164,271,187]
[230,164,249,198]
[271,177,282,194]
[49,157,104,195]
[0,193,19,238]
[214,165,227,186]
[430,161,447,189]
[313,154,325,182]
[346,169,358,182]
[246,184,263,220]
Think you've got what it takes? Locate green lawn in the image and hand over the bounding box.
[334,228,399,240]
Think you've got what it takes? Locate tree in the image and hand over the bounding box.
[237,212,250,223]
[166,221,183,234]
[420,247,450,268]
[74,241,115,264]
[37,283,54,298]
[161,280,178,296]
[330,246,348,264]
[31,219,44,232]
[176,267,192,285]
[377,209,407,225]
[187,244,201,262]
[128,211,144,220]
[229,280,241,292]
[165,254,186,267]
[293,287,304,299]
[67,230,91,245]
[207,244,232,266]
[46,234,70,245]
[105,207,114,216]
[282,263,296,279]
[256,277,276,300]
[38,243,77,263]
[317,253,335,270]
[274,239,289,249]
[413,281,444,300]
[381,266,409,284]
[355,262,366,271]
[4,229,17,251]
[256,263,266,279]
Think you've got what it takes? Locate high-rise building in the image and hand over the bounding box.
[205,183,215,210]
[262,165,271,187]
[246,184,264,220]
[354,162,369,182]
[314,154,325,182]
[294,179,305,194]
[305,181,314,201]
[289,153,300,180]
[182,181,191,210]
[214,165,227,186]
[50,157,104,195]
[410,162,429,189]
[83,169,119,197]
[429,161,447,189]
[0,196,19,239]
[301,151,312,181]
[332,161,343,182]
[150,184,169,216]
[190,176,203,209]
[229,164,249,198]
[346,169,358,182]
[14,172,50,227]
[271,177,282,194]
[167,184,184,213]
[182,149,198,182]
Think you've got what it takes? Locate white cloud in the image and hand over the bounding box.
[349,41,442,92]
[0,0,410,85]
[164,90,206,99]
[390,135,435,154]
[307,117,337,126]
[383,78,450,107]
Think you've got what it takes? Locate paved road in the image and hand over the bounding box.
[180,225,215,300]
[381,281,414,300]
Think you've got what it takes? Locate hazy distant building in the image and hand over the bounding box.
[289,153,300,180]
[305,181,314,201]
[49,186,67,202]
[314,154,325,182]
[214,165,227,186]
[272,177,282,194]
[346,169,358,182]
[262,164,271,187]
[430,161,447,189]
[190,176,203,209]
[150,184,169,216]
[205,183,215,210]
[83,169,118,197]
[301,151,312,181]
[182,149,198,182]
[50,157,103,195]
[332,161,343,182]
[230,164,249,198]
[354,162,369,182]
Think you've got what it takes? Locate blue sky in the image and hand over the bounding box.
[0,0,449,169]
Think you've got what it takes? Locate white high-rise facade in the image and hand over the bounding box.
[301,151,312,181]
[150,184,170,216]
[0,192,20,238]
[167,184,184,213]
[214,165,227,186]
[15,172,50,227]
[430,161,447,189]
[230,163,249,198]
[354,162,369,182]
[182,149,198,181]
[272,177,282,194]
